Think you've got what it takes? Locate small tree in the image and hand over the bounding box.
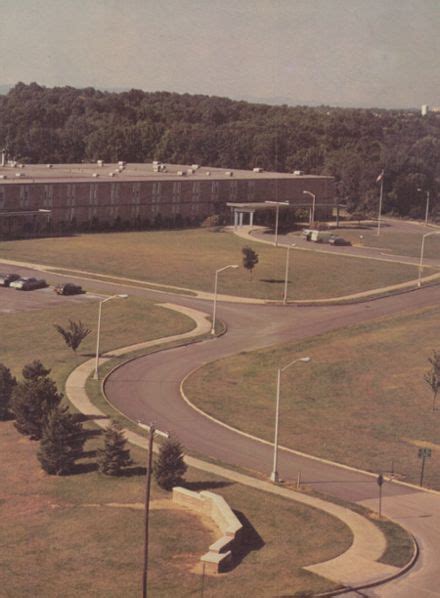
[54,320,91,353]
[37,405,85,475]
[242,246,259,279]
[0,364,17,420]
[425,350,440,411]
[97,421,132,476]
[11,376,63,439]
[22,360,51,381]
[153,438,187,491]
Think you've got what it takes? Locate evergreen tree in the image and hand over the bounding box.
[0,364,17,420]
[54,320,91,353]
[153,438,187,491]
[37,405,85,475]
[11,375,63,439]
[97,421,132,476]
[22,360,51,381]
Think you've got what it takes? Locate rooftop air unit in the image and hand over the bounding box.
[253,167,264,173]
[225,171,234,176]
[293,170,304,175]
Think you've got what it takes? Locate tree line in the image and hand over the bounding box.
[1,82,439,219]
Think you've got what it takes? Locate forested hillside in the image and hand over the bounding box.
[1,82,439,218]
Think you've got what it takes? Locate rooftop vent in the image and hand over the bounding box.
[253,167,264,173]
[191,164,200,170]
[92,173,99,177]
[46,164,53,168]
[292,170,304,176]
[177,170,186,176]
[97,160,104,167]
[225,171,234,177]
[0,175,7,179]
[206,171,211,176]
[15,172,25,177]
[118,161,126,167]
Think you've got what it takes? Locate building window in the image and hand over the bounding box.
[44,185,53,207]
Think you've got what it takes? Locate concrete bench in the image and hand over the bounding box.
[173,486,243,574]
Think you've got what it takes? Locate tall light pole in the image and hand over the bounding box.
[94,294,128,379]
[137,422,169,598]
[417,188,431,227]
[264,200,290,247]
[418,231,440,287]
[303,190,316,226]
[270,356,311,483]
[283,244,296,305]
[376,171,384,236]
[211,265,238,334]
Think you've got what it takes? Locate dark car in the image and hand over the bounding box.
[329,236,351,246]
[54,282,84,296]
[0,272,21,287]
[10,277,48,291]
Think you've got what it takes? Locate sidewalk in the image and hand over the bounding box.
[65,302,411,593]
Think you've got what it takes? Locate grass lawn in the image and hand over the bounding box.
[0,420,355,597]
[330,223,440,260]
[0,296,194,387]
[0,228,419,300]
[184,305,440,489]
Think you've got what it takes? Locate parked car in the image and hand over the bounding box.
[54,282,84,296]
[329,236,351,246]
[0,272,21,287]
[10,277,48,291]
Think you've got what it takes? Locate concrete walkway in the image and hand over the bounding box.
[64,302,410,594]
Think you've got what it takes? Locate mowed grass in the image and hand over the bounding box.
[185,305,440,489]
[0,228,419,299]
[0,295,194,386]
[0,421,353,597]
[335,223,440,260]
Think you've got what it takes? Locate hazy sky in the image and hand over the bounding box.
[0,0,439,108]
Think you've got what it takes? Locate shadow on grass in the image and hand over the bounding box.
[183,480,234,491]
[228,510,264,570]
[80,449,97,459]
[70,462,99,475]
[260,278,288,284]
[76,413,109,423]
[120,465,147,477]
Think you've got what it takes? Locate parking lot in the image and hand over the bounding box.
[0,284,101,313]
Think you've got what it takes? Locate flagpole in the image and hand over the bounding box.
[377,175,384,237]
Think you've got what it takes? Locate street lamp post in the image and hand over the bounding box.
[211,265,238,334]
[417,188,431,227]
[270,356,311,483]
[303,190,316,226]
[94,294,128,379]
[264,200,290,247]
[418,231,440,288]
[283,244,296,305]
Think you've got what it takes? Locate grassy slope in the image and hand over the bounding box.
[0,228,418,299]
[0,296,194,386]
[185,305,440,488]
[0,422,353,597]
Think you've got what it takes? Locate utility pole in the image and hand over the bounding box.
[142,424,155,598]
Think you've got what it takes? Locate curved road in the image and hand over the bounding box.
[104,284,440,596]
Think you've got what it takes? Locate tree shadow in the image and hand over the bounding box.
[70,462,99,475]
[226,510,264,570]
[183,480,234,491]
[120,465,147,477]
[81,428,103,439]
[260,278,287,284]
[80,449,97,459]
[75,413,109,423]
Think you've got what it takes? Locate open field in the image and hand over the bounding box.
[0,228,419,300]
[0,295,194,386]
[325,222,440,260]
[185,305,440,489]
[0,420,355,597]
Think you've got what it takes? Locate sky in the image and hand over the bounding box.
[0,0,439,109]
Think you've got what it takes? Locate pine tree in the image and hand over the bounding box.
[37,406,85,475]
[22,360,51,381]
[153,438,187,491]
[11,376,63,439]
[0,364,17,420]
[97,421,132,476]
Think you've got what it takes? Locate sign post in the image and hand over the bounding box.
[418,448,432,487]
[377,473,384,519]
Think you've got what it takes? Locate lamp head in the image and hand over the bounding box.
[300,357,311,363]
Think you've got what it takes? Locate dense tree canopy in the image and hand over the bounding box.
[1,83,438,218]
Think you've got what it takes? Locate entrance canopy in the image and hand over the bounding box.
[227,201,291,227]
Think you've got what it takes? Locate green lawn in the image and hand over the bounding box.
[184,305,440,489]
[0,296,194,386]
[0,420,354,597]
[0,228,419,300]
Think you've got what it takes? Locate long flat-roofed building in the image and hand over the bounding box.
[0,161,335,236]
